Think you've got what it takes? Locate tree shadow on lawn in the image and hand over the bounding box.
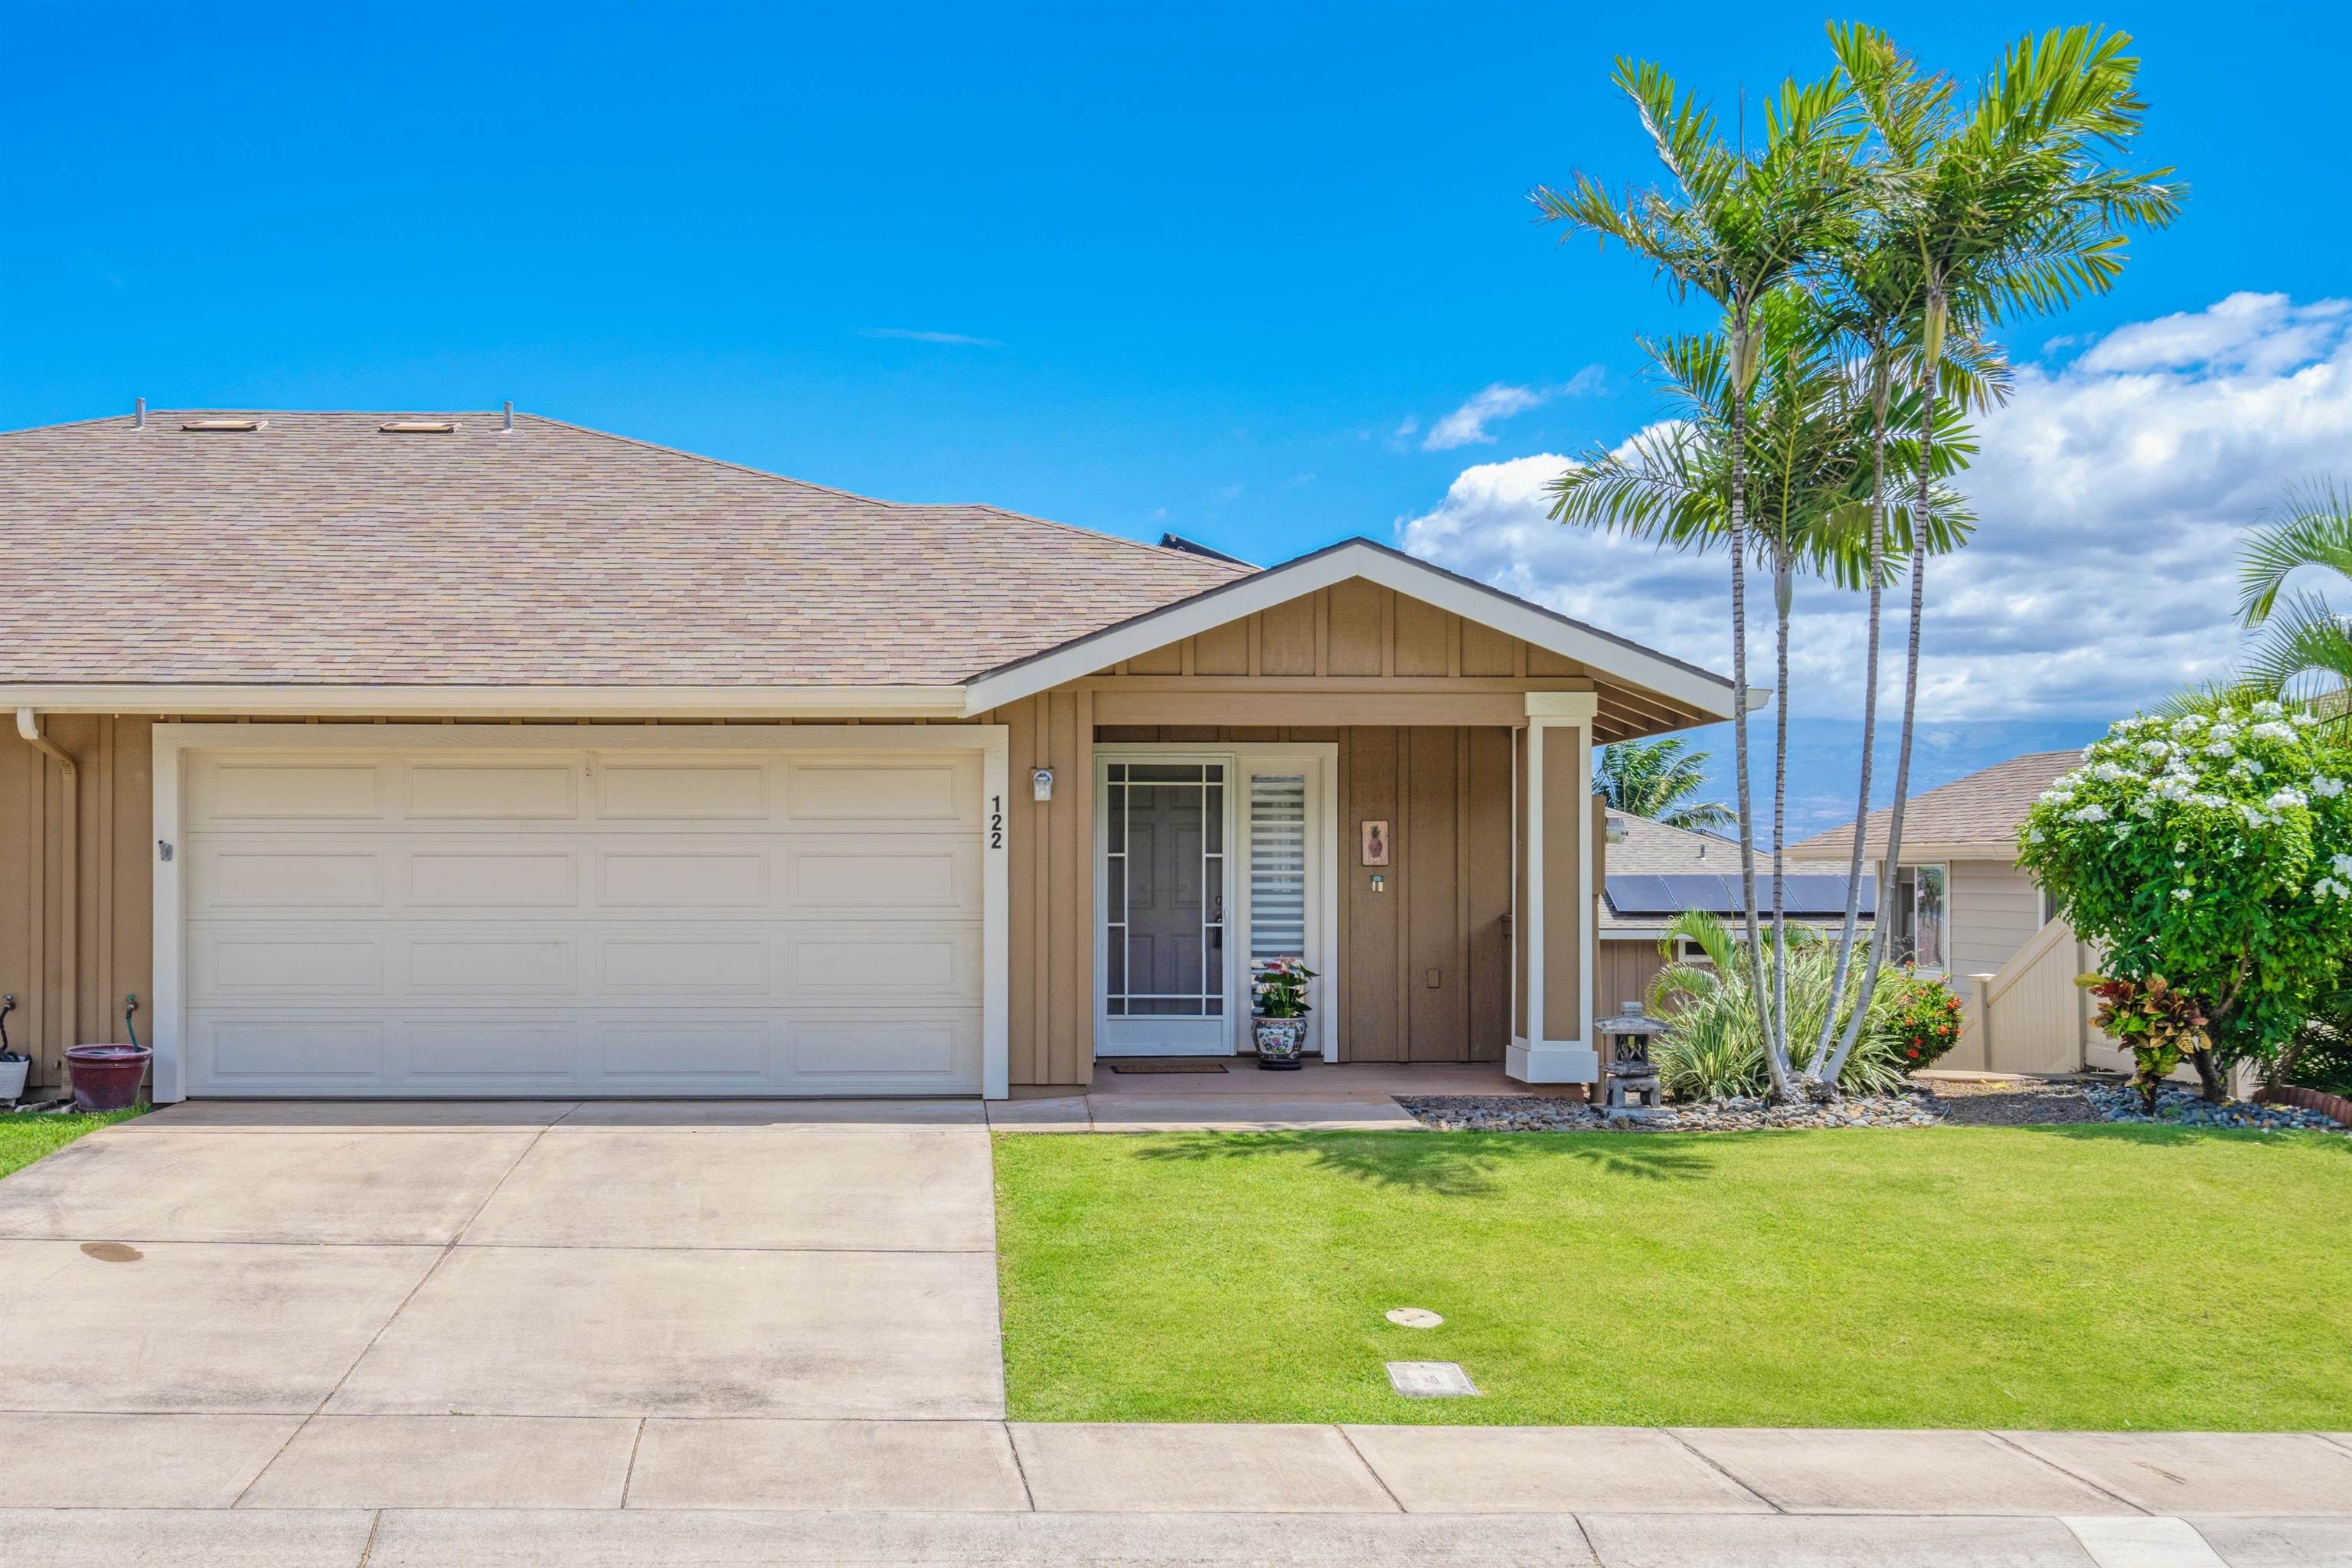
[2011,1120,2352,1155]
[1131,1129,1723,1197]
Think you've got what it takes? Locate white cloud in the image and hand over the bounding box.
[2076,292,2347,375]
[1398,292,2352,722]
[1422,384,1543,451]
[1417,369,1606,452]
[860,328,1003,347]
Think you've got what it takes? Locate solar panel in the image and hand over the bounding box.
[1604,872,1876,918]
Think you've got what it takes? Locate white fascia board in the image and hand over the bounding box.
[2,684,970,720]
[959,540,1740,719]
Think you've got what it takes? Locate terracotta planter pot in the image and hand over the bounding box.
[64,1046,150,1112]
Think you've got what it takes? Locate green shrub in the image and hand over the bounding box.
[1646,913,1913,1101]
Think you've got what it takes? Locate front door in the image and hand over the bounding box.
[1096,750,1331,1059]
[1099,759,1231,1055]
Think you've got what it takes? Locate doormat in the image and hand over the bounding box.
[1109,1062,1230,1074]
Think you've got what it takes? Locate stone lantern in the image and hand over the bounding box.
[1595,1002,1664,1114]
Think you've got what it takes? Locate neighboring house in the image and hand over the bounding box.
[1786,750,2099,1073]
[1785,750,2075,979]
[1598,812,1873,1014]
[0,410,1746,1102]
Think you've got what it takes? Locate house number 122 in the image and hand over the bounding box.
[989,795,1004,849]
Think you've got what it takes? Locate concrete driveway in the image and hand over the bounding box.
[0,1099,1004,1509]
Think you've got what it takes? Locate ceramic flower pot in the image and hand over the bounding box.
[0,1054,28,1106]
[1252,1015,1307,1070]
[64,1045,149,1112]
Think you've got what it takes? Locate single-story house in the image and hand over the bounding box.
[0,409,1750,1102]
[1785,750,2093,1072]
[1598,812,1873,1014]
[1784,750,2074,979]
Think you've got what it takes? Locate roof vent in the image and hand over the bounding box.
[379,420,460,434]
[181,417,265,433]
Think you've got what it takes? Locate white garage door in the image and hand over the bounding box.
[176,740,986,1096]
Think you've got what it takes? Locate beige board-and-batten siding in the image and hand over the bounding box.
[0,715,155,1092]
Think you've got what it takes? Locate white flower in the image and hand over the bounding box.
[2172,887,2194,901]
[2334,853,2352,879]
[2174,714,2210,733]
[2138,740,2173,760]
[2315,877,2352,902]
[2249,720,2295,742]
[2205,740,2237,759]
[2027,828,2045,845]
[2067,803,2111,824]
[2314,776,2345,799]
[2294,711,2320,727]
[2267,788,2310,811]
[2254,700,2285,718]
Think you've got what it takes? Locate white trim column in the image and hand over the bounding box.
[1508,691,1599,1086]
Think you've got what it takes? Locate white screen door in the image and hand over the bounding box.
[1099,760,1231,1055]
[1097,750,1328,1059]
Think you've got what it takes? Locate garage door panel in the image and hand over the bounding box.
[783,927,981,1005]
[786,1014,978,1085]
[193,933,386,1002]
[407,848,582,907]
[588,1019,776,1083]
[781,840,979,917]
[188,759,388,822]
[785,759,974,825]
[192,845,387,910]
[404,761,581,820]
[177,740,988,1097]
[595,935,772,998]
[596,761,770,820]
[198,1017,388,1082]
[596,847,769,908]
[406,1020,580,1082]
[406,935,578,994]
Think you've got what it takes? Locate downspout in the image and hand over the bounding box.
[16,710,77,1069]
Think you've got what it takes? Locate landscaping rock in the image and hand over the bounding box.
[1393,1080,2349,1135]
[1393,1092,1942,1133]
[2079,1081,2347,1133]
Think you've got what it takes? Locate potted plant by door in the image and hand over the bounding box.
[1250,957,1318,1070]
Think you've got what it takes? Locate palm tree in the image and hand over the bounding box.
[1553,286,1972,1080]
[1816,24,2180,1086]
[1533,61,1862,1100]
[2235,482,2352,708]
[1592,737,1735,831]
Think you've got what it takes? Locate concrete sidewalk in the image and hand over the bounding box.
[2,1421,2346,1566]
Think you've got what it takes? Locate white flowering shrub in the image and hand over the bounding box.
[2018,701,2352,1068]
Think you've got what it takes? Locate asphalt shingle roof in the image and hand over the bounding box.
[1785,750,2082,861]
[0,411,1253,688]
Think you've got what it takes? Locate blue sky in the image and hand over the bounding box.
[8,2,2349,818]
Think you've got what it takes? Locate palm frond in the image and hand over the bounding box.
[2237,481,2352,626]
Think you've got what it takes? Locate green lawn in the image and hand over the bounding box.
[995,1125,2352,1430]
[0,1106,144,1181]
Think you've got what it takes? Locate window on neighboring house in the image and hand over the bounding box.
[1889,864,1948,972]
